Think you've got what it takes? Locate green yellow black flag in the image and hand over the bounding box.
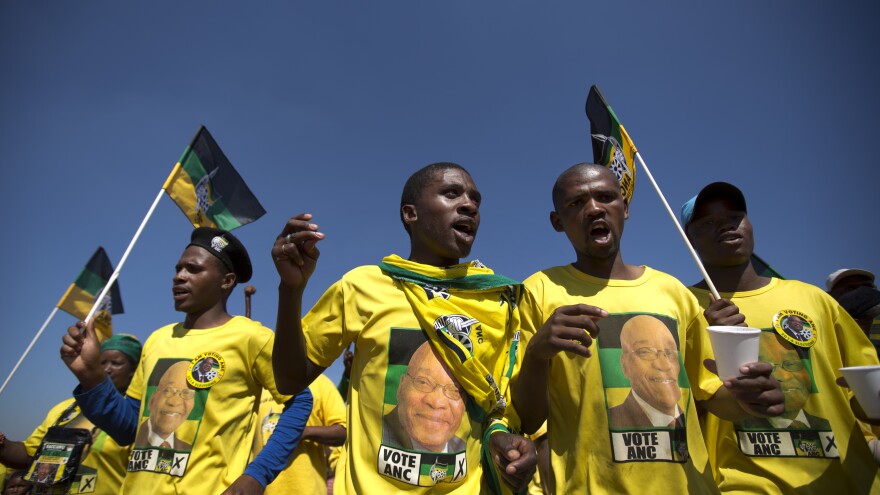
[586,85,638,204]
[163,126,266,230]
[57,247,124,341]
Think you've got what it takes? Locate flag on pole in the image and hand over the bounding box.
[57,247,124,341]
[163,126,266,230]
[586,84,638,204]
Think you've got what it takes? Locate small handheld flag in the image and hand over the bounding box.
[586,85,638,204]
[57,247,123,341]
[163,126,266,230]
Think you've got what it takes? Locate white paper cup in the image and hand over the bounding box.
[839,365,880,420]
[707,326,761,379]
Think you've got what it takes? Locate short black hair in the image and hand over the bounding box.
[400,162,470,234]
[551,163,616,211]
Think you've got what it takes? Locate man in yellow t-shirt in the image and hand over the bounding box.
[681,181,880,493]
[59,227,313,494]
[256,373,346,495]
[513,164,783,494]
[271,162,537,494]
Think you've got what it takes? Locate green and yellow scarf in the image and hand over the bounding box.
[379,255,525,494]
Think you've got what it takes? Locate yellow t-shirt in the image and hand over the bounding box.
[520,265,719,494]
[256,374,347,495]
[691,278,880,494]
[303,263,517,494]
[24,398,128,494]
[122,316,289,494]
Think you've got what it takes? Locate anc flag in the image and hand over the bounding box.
[752,253,784,279]
[586,85,638,204]
[163,126,266,230]
[57,247,124,341]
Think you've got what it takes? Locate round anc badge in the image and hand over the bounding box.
[187,352,225,388]
[772,310,817,348]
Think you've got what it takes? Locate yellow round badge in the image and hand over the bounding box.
[772,310,817,348]
[186,352,225,389]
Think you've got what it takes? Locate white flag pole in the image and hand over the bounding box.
[0,307,60,397]
[634,152,721,300]
[83,187,167,326]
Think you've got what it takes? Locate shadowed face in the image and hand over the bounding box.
[172,246,233,314]
[686,197,753,267]
[620,315,681,415]
[101,349,135,393]
[148,361,195,437]
[760,332,810,419]
[397,343,465,452]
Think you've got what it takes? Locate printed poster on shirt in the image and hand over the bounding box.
[732,327,837,459]
[378,327,468,487]
[598,313,691,463]
[128,358,211,477]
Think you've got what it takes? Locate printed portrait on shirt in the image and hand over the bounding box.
[597,313,691,463]
[128,358,210,477]
[378,328,469,487]
[733,330,836,459]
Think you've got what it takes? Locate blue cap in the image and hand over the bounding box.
[680,182,746,228]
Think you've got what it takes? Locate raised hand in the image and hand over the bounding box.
[272,213,325,291]
[527,304,608,361]
[59,320,105,390]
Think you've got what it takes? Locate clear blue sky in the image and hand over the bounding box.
[1,2,877,438]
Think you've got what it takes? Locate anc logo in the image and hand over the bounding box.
[772,310,817,348]
[186,351,225,388]
[433,314,479,353]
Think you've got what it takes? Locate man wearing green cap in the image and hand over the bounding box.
[0,334,142,494]
[59,227,313,495]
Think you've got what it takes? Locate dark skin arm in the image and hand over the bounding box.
[535,434,554,495]
[488,432,538,493]
[272,214,327,395]
[512,304,607,434]
[0,439,31,469]
[221,474,263,495]
[698,298,785,420]
[302,424,346,447]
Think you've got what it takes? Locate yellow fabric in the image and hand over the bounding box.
[302,260,520,494]
[256,374,347,495]
[381,255,522,427]
[691,278,880,494]
[520,265,718,494]
[162,162,217,229]
[122,316,289,494]
[24,398,129,494]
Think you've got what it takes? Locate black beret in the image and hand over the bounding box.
[188,227,252,283]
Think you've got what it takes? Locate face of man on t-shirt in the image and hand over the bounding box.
[149,361,196,437]
[620,315,681,416]
[397,343,465,452]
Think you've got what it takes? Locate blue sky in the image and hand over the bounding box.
[1,2,878,438]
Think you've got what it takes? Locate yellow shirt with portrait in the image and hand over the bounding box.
[122,316,290,494]
[256,374,347,495]
[24,398,129,494]
[691,278,880,494]
[302,262,517,494]
[520,265,718,494]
